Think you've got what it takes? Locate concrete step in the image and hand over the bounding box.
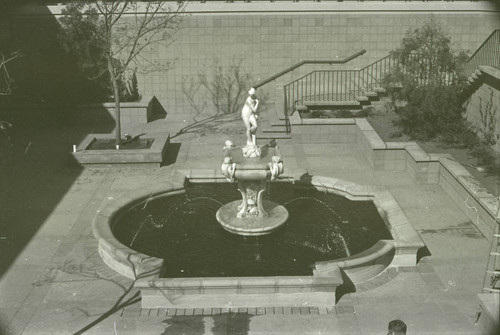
[256,132,291,140]
[303,100,361,107]
[364,91,378,98]
[262,127,288,133]
[270,121,288,127]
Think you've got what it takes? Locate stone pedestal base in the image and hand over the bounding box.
[216,200,288,236]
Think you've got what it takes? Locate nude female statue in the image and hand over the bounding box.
[241,87,259,146]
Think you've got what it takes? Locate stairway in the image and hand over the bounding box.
[466,69,484,86]
[257,86,388,140]
[293,87,387,111]
[256,98,291,141]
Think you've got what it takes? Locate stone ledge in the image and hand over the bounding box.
[43,1,499,16]
[479,65,500,82]
[72,132,170,167]
[297,118,356,125]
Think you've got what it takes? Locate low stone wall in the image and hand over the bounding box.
[290,115,498,241]
[72,132,170,167]
[438,156,498,240]
[289,116,358,144]
[137,274,342,309]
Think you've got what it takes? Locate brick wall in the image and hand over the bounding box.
[7,3,500,123]
[136,6,499,122]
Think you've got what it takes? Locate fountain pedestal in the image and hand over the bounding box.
[217,144,288,236]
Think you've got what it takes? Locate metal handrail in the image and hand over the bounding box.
[283,55,399,120]
[464,29,500,76]
[280,29,499,134]
[253,49,366,89]
[467,29,500,63]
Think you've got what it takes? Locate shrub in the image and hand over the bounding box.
[383,17,469,144]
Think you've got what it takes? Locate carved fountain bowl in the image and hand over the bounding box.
[218,145,288,236]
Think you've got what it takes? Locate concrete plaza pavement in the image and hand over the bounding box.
[0,117,496,334]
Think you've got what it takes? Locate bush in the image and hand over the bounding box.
[393,84,466,142]
[383,17,470,145]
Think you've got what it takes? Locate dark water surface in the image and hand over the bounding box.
[113,183,392,278]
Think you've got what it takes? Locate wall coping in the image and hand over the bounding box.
[76,96,153,109]
[21,2,499,17]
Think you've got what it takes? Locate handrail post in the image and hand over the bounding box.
[283,87,289,133]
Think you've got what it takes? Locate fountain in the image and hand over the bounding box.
[217,140,288,236]
[92,88,425,309]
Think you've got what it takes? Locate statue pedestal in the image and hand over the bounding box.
[218,143,287,236]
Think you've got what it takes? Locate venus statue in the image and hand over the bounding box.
[241,87,261,158]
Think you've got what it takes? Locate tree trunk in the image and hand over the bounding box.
[108,55,121,145]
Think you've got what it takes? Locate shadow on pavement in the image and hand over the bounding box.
[161,313,252,335]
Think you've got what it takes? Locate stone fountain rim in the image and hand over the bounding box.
[92,173,424,282]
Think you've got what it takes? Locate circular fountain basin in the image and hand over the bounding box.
[92,174,425,309]
[216,200,289,236]
[110,182,393,278]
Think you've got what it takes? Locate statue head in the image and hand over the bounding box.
[223,157,233,164]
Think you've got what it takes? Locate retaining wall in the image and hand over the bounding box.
[290,115,498,241]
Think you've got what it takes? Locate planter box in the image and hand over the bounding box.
[72,131,170,167]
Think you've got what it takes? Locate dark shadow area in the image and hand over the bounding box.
[161,315,204,335]
[161,312,251,335]
[416,246,432,263]
[148,96,167,122]
[335,268,356,303]
[298,172,313,185]
[0,4,115,280]
[162,142,181,166]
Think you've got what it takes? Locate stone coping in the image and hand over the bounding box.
[76,100,149,109]
[307,176,424,270]
[135,274,342,291]
[479,65,500,82]
[290,116,356,126]
[72,132,170,166]
[314,240,395,275]
[439,156,499,217]
[41,2,498,16]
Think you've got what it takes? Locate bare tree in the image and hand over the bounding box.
[0,50,22,96]
[59,1,186,144]
[176,58,255,139]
